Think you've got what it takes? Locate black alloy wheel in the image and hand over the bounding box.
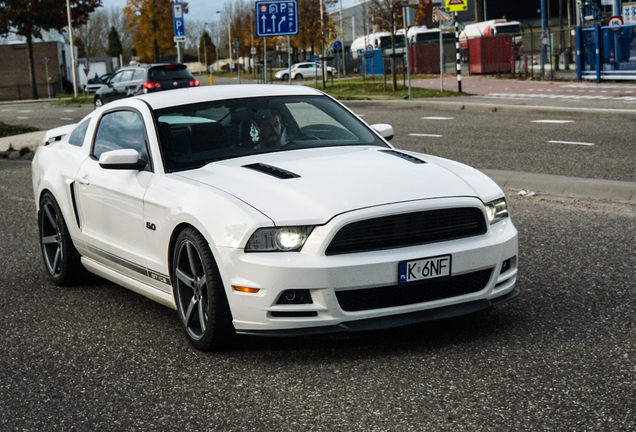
[38,192,84,285]
[172,228,233,351]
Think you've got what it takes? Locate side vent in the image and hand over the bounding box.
[380,150,426,164]
[242,163,300,179]
[69,182,81,229]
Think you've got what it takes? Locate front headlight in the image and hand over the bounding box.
[484,198,509,224]
[245,226,314,252]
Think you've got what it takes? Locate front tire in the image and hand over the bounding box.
[282,74,289,81]
[294,73,303,80]
[172,228,234,351]
[38,192,84,285]
[94,96,103,109]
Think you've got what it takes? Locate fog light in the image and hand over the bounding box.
[500,258,512,274]
[276,289,312,305]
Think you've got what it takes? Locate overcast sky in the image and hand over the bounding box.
[100,0,359,24]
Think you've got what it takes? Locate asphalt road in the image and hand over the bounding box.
[347,102,636,182]
[1,159,635,431]
[0,101,94,131]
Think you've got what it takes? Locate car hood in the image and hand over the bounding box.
[175,146,500,225]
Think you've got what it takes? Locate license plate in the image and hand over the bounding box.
[399,254,451,283]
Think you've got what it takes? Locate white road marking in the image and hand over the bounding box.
[1,109,14,112]
[60,118,74,121]
[422,117,454,120]
[409,133,443,137]
[18,110,32,113]
[63,109,76,113]
[548,140,595,146]
[16,117,29,120]
[532,120,575,124]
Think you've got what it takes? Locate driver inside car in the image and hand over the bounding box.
[251,109,286,148]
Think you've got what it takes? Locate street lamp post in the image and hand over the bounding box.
[203,22,208,70]
[66,0,78,98]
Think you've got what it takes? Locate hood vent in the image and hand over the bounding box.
[242,163,300,179]
[380,150,426,164]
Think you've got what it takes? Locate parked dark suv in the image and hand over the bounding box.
[94,63,199,108]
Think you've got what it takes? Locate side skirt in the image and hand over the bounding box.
[81,257,177,310]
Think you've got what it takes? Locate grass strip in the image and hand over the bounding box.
[302,77,468,100]
[0,120,39,138]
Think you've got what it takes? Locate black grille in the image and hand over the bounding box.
[336,268,493,312]
[326,207,487,255]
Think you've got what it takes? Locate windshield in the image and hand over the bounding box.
[153,95,387,173]
[495,24,521,35]
[378,35,405,49]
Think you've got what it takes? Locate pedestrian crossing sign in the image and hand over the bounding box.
[445,0,467,12]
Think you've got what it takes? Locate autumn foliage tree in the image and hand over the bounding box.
[123,0,188,63]
[0,0,102,99]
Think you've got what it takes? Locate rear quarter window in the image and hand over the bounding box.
[67,119,90,147]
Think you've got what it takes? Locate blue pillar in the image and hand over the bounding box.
[540,0,547,75]
[576,27,582,81]
[594,24,601,83]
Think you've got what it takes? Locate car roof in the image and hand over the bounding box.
[134,84,325,110]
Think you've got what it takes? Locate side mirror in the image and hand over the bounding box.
[99,149,147,170]
[371,123,394,141]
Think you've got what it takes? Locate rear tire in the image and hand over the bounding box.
[172,227,234,351]
[94,96,103,109]
[38,192,85,286]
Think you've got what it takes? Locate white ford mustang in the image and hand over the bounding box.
[32,85,518,351]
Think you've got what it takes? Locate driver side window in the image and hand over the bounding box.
[93,110,149,163]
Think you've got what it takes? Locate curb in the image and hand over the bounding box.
[481,169,636,203]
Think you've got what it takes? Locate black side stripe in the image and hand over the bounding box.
[85,244,171,286]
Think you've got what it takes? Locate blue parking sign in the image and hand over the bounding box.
[255,0,299,37]
[173,2,185,37]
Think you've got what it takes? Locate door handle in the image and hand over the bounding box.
[77,175,90,185]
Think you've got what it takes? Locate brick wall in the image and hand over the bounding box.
[0,41,65,101]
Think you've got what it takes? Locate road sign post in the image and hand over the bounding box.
[172,2,185,63]
[433,7,452,92]
[233,38,241,83]
[256,0,299,84]
[445,0,465,93]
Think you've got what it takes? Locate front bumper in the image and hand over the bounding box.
[216,197,519,333]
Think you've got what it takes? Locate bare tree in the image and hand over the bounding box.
[368,0,400,90]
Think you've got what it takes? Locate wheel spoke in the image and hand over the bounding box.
[198,274,207,290]
[42,235,58,245]
[184,296,197,327]
[186,243,201,278]
[175,267,195,289]
[198,300,207,333]
[44,205,58,230]
[52,246,62,272]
